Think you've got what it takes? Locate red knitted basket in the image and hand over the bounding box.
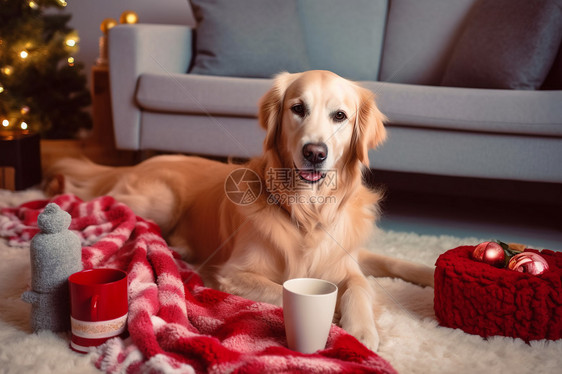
[434,246,562,341]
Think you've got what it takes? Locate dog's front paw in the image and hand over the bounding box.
[339,284,380,351]
[339,308,380,351]
[345,323,380,352]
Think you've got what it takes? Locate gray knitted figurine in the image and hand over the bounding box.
[21,203,83,332]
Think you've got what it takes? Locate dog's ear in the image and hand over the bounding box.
[355,87,387,166]
[259,72,301,151]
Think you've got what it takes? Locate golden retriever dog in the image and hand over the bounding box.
[46,70,434,351]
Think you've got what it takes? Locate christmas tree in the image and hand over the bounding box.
[0,0,92,138]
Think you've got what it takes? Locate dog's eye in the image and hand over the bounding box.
[291,104,306,118]
[333,111,347,122]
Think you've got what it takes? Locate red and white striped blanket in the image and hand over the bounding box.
[0,194,396,373]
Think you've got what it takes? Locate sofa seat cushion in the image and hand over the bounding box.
[363,82,562,136]
[140,112,265,158]
[136,73,271,117]
[137,73,562,137]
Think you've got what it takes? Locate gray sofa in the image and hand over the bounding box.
[108,0,562,183]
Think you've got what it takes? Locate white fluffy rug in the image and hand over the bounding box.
[1,189,561,374]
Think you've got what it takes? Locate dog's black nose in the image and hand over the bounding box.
[302,143,328,165]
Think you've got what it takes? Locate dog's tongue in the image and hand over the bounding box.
[299,170,323,182]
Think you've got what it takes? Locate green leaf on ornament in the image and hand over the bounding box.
[494,240,521,259]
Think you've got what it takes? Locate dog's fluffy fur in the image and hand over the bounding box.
[46,70,434,351]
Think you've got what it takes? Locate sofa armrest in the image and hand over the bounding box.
[108,24,193,150]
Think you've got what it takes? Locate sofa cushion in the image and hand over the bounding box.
[296,0,388,81]
[188,0,388,81]
[189,0,310,78]
[379,0,478,85]
[542,45,562,90]
[441,0,562,90]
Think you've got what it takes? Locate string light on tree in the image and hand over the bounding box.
[20,122,28,130]
[20,50,29,59]
[1,66,13,76]
[63,31,80,57]
[2,119,9,128]
[67,57,75,67]
[28,1,38,9]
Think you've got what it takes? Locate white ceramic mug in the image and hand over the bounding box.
[283,278,338,353]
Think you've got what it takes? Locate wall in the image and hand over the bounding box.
[63,0,195,87]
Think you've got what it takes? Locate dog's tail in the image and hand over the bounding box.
[43,158,125,201]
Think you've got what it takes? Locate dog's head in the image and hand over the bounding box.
[259,70,387,185]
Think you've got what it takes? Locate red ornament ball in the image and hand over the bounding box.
[507,252,549,275]
[472,241,506,268]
